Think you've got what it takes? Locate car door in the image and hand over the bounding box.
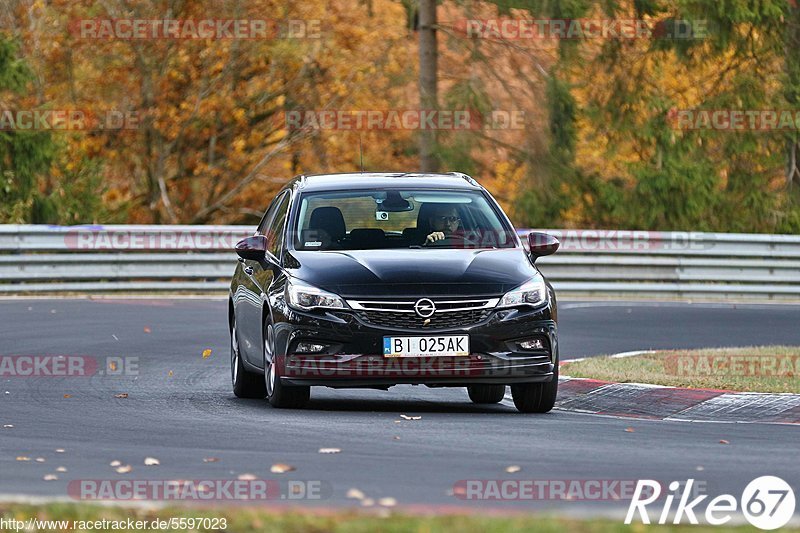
[237,191,291,368]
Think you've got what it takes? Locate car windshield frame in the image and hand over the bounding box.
[286,187,521,252]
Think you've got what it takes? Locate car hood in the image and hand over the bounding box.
[289,248,537,298]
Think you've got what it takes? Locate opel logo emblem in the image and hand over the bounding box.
[414,298,436,318]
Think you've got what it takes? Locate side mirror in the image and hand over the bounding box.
[527,232,560,259]
[235,235,268,261]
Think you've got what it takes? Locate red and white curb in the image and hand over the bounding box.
[551,378,800,424]
[503,351,800,425]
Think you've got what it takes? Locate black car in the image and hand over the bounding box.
[229,172,560,413]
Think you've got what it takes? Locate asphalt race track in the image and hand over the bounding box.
[1,298,799,515]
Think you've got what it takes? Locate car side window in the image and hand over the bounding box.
[256,195,281,236]
[266,192,290,259]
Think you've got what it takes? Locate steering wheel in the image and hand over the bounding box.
[424,234,479,247]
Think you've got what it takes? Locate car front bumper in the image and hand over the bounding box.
[272,301,558,388]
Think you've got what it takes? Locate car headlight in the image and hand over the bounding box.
[497,276,547,308]
[286,279,346,311]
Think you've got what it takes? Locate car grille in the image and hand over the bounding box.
[347,298,498,331]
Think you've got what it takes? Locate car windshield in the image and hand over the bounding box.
[292,189,517,251]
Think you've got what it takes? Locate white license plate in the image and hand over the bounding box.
[383,335,469,358]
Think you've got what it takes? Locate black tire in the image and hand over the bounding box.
[467,384,505,404]
[231,318,266,399]
[264,322,310,409]
[510,362,558,413]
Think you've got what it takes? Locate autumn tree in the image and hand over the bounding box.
[0,34,56,222]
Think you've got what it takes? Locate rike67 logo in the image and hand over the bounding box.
[626,476,796,530]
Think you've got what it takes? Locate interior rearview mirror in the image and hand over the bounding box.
[377,191,414,212]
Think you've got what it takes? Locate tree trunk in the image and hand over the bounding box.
[418,0,438,172]
[785,3,800,187]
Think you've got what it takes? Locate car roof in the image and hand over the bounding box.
[288,172,482,192]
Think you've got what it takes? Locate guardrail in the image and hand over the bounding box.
[1,225,799,299]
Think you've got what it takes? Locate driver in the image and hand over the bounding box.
[425,205,462,244]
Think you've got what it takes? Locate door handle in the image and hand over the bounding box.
[241,264,264,293]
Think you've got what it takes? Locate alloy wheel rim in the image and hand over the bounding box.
[231,324,239,385]
[265,324,275,396]
[268,361,276,395]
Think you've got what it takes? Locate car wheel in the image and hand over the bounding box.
[264,322,310,409]
[466,385,505,404]
[510,361,558,413]
[230,317,266,399]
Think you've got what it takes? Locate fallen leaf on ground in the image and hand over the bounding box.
[505,465,521,473]
[115,465,132,474]
[346,488,365,500]
[237,473,257,481]
[114,393,128,399]
[378,497,397,507]
[43,474,58,481]
[144,457,160,466]
[399,414,421,420]
[318,448,341,454]
[202,349,212,359]
[270,463,295,474]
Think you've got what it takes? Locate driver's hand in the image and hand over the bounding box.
[425,232,445,244]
